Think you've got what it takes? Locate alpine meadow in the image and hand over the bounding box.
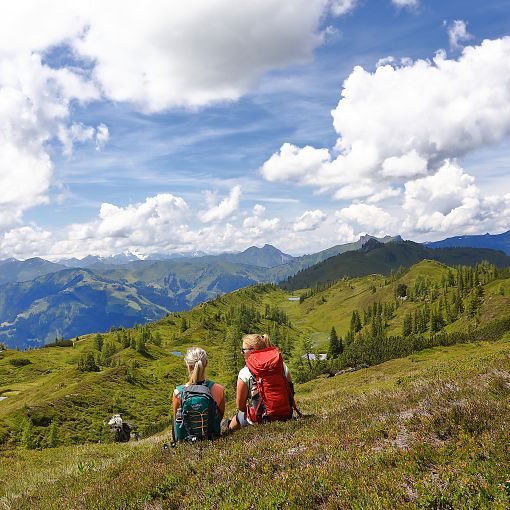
[3,256,510,508]
[2,1,510,509]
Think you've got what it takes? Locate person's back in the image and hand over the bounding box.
[172,347,225,442]
[245,345,293,422]
[228,333,297,431]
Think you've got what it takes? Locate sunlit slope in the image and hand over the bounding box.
[2,259,510,449]
[2,337,510,509]
[279,260,510,349]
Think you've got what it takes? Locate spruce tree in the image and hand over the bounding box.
[301,337,314,369]
[21,418,35,449]
[47,421,59,448]
[402,312,413,337]
[225,324,243,394]
[78,351,100,372]
[93,333,104,351]
[327,326,340,359]
[153,331,162,347]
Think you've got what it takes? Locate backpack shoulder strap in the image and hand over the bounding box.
[183,384,213,397]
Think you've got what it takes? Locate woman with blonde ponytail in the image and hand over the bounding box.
[227,333,294,431]
[172,347,225,441]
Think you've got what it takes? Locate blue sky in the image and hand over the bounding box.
[1,0,510,259]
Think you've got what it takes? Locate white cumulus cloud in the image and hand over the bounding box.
[0,53,98,230]
[329,0,358,16]
[199,186,241,223]
[70,1,334,112]
[261,143,331,184]
[336,203,396,231]
[0,226,53,259]
[0,0,338,237]
[95,124,110,151]
[261,37,510,207]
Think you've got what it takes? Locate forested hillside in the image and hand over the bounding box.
[281,240,510,291]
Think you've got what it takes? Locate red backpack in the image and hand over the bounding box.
[245,346,297,423]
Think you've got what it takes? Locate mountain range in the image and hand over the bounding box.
[1,232,510,348]
[425,229,510,254]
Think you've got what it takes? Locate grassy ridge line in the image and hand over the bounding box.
[2,338,510,509]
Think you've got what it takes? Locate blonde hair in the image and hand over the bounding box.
[242,333,271,351]
[184,347,208,385]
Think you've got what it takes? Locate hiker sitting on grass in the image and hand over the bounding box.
[228,333,298,431]
[173,347,225,442]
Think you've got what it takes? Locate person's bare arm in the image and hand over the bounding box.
[217,386,225,418]
[235,378,249,413]
[172,391,180,421]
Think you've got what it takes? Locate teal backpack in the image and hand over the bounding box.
[174,380,221,442]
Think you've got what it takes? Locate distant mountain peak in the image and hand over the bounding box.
[244,244,281,253]
[360,238,383,252]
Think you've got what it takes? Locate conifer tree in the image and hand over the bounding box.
[135,336,146,354]
[47,421,59,448]
[344,329,354,345]
[327,326,342,359]
[78,351,100,372]
[402,312,413,337]
[122,331,130,349]
[101,341,118,366]
[301,336,314,369]
[153,331,162,347]
[350,311,362,332]
[21,418,35,450]
[225,324,243,393]
[93,333,104,351]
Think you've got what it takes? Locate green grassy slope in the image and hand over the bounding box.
[2,259,510,452]
[2,337,510,509]
[0,284,300,447]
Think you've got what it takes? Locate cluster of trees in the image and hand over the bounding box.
[296,312,510,385]
[342,315,510,369]
[399,262,501,337]
[44,337,74,348]
[77,326,163,372]
[20,419,59,450]
[295,262,508,383]
[342,301,397,346]
[327,327,343,359]
[264,304,291,326]
[224,303,261,332]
